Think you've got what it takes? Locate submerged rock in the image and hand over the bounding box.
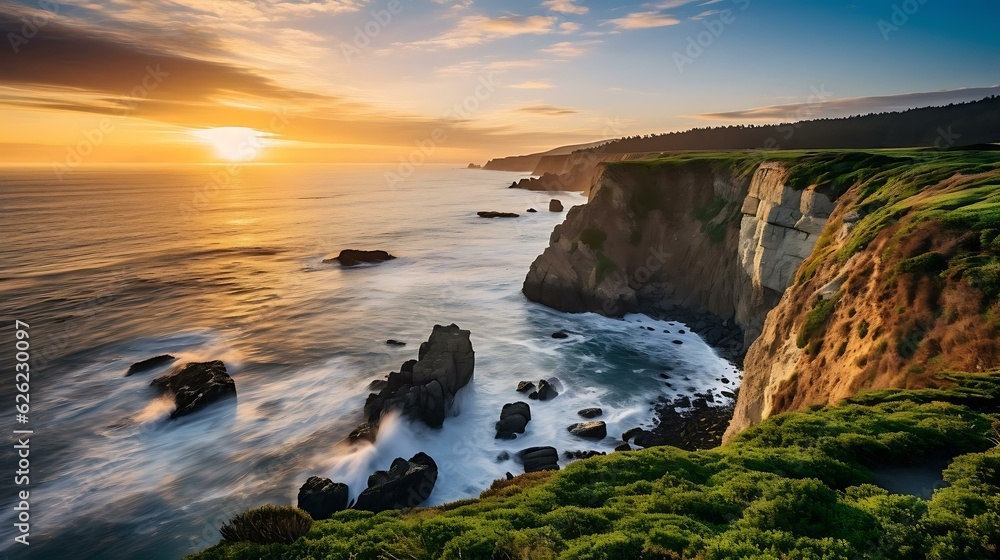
[126,354,176,376]
[150,360,236,419]
[324,249,396,267]
[551,330,570,339]
[364,324,474,428]
[297,477,349,520]
[568,421,607,440]
[518,446,559,473]
[478,211,520,218]
[495,401,531,439]
[353,453,438,513]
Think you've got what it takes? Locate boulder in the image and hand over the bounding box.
[535,378,558,401]
[478,211,519,218]
[363,324,474,428]
[353,453,438,513]
[324,249,396,267]
[568,421,607,440]
[297,477,349,520]
[150,360,236,419]
[516,380,535,393]
[551,330,570,339]
[495,401,531,439]
[549,199,564,212]
[577,407,603,419]
[127,354,177,376]
[517,446,559,473]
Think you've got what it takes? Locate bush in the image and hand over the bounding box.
[219,505,313,545]
[897,252,948,274]
[796,294,840,349]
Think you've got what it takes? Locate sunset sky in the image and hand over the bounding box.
[1,0,997,164]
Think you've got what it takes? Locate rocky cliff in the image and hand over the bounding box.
[523,151,1000,439]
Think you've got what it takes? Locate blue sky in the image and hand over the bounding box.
[0,0,997,162]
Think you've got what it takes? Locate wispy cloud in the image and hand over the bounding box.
[540,40,601,57]
[542,0,589,15]
[510,81,556,89]
[397,15,558,49]
[518,104,578,115]
[695,86,1000,120]
[606,11,681,29]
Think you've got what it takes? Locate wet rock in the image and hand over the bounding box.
[126,354,176,377]
[510,181,519,189]
[367,379,388,391]
[496,401,531,439]
[678,329,686,334]
[324,249,396,267]
[568,421,607,440]
[353,453,438,513]
[551,330,570,339]
[496,451,510,462]
[564,450,605,460]
[348,422,378,444]
[150,360,236,419]
[518,446,559,473]
[549,199,564,212]
[721,391,736,399]
[672,340,683,345]
[516,380,535,393]
[386,339,406,346]
[478,211,519,218]
[297,477,349,520]
[535,378,559,401]
[622,427,643,442]
[577,407,603,419]
[527,208,538,213]
[363,324,474,429]
[614,443,632,452]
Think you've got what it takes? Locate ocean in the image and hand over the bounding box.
[0,164,738,559]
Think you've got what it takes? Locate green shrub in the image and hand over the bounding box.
[897,252,948,274]
[580,228,608,250]
[218,505,313,545]
[858,320,870,339]
[796,294,840,349]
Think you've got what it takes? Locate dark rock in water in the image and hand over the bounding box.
[551,330,570,339]
[386,339,406,346]
[324,249,396,267]
[467,163,482,169]
[528,391,539,400]
[126,354,176,376]
[478,211,519,218]
[496,451,510,462]
[672,340,683,345]
[363,324,474,428]
[495,401,531,439]
[527,208,538,213]
[549,199,564,212]
[568,421,607,440]
[506,472,515,480]
[535,378,559,401]
[678,329,686,334]
[676,396,692,408]
[509,181,520,189]
[150,360,236,419]
[692,397,708,409]
[564,450,605,460]
[297,477,348,520]
[622,427,644,442]
[721,391,736,399]
[578,407,603,419]
[353,453,438,513]
[517,446,559,473]
[516,380,535,393]
[348,422,378,444]
[614,443,632,452]
[646,327,655,331]
[720,377,730,384]
[367,379,388,391]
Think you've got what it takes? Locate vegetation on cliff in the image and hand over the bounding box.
[190,372,1000,560]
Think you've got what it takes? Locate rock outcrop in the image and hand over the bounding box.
[364,324,474,428]
[126,354,176,376]
[549,199,564,212]
[150,360,236,418]
[353,453,438,513]
[324,250,396,267]
[495,401,531,439]
[297,477,349,520]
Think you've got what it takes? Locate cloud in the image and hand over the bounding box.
[435,59,549,76]
[398,15,558,49]
[540,40,601,57]
[695,86,1000,121]
[542,0,589,15]
[559,21,582,33]
[510,81,556,89]
[518,104,578,115]
[606,11,681,29]
[690,9,721,20]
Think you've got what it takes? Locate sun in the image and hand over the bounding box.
[192,127,270,161]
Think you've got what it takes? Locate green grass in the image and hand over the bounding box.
[796,293,840,349]
[189,372,1000,560]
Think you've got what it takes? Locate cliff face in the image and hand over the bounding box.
[523,158,833,354]
[524,151,1000,440]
